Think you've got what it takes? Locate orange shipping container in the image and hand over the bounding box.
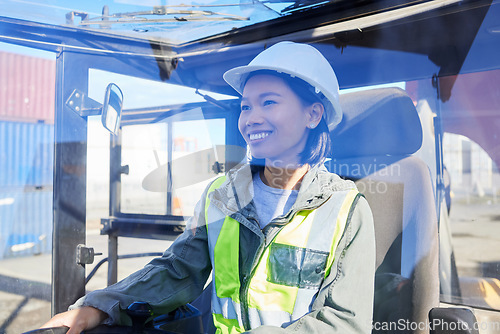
[0,51,56,124]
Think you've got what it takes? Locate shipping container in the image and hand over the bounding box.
[0,121,54,187]
[0,51,55,123]
[0,121,54,259]
[0,189,53,259]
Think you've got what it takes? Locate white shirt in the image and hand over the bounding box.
[252,172,298,229]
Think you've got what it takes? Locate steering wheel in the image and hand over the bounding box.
[23,303,203,334]
[23,325,170,334]
[23,326,169,334]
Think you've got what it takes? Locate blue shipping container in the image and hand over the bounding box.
[0,121,54,259]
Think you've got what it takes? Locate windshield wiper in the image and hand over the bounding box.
[71,5,250,25]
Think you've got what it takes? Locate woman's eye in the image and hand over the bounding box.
[263,100,276,106]
[241,105,250,111]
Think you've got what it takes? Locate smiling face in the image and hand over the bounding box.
[239,74,322,167]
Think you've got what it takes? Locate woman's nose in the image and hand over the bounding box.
[244,108,264,126]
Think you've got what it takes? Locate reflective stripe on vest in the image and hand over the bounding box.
[205,176,359,333]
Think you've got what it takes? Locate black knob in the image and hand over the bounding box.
[126,302,153,333]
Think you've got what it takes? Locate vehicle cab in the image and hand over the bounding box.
[0,0,499,333]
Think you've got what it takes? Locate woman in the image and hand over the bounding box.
[42,41,375,334]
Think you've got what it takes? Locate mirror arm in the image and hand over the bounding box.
[65,89,103,117]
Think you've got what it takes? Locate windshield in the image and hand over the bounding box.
[1,0,500,333]
[0,0,285,45]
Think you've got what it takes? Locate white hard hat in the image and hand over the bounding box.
[223,41,342,127]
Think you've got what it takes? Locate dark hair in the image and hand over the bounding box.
[243,70,332,168]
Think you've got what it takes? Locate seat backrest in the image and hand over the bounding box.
[327,88,439,334]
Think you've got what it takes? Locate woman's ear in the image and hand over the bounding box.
[306,102,324,129]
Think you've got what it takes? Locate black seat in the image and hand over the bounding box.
[327,88,439,334]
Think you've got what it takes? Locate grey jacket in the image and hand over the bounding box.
[71,163,375,333]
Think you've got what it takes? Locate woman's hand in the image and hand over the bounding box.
[40,306,108,334]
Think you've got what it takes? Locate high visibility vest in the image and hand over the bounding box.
[205,176,360,334]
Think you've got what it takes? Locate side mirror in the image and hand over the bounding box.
[65,83,123,135]
[101,83,123,135]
